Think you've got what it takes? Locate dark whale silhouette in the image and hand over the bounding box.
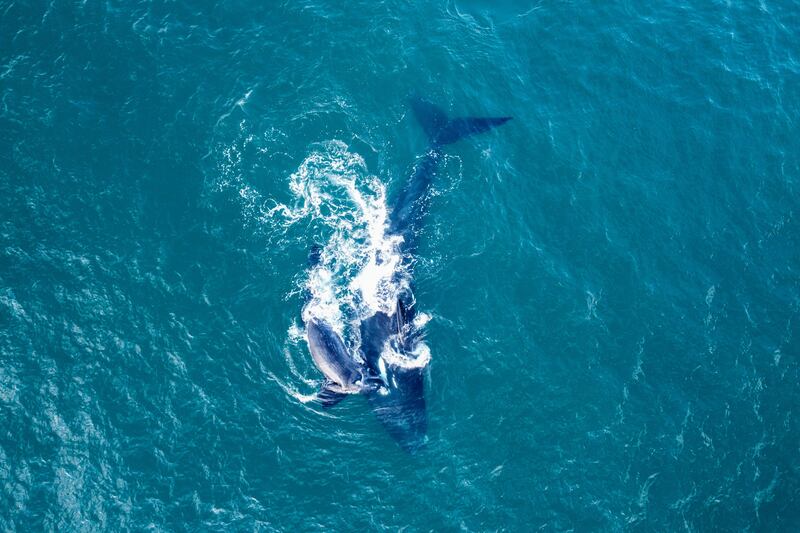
[304,98,511,451]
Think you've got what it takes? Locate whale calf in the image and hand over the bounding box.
[303,98,511,451]
[303,245,381,407]
[305,318,381,406]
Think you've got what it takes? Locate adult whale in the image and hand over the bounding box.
[358,97,511,452]
[303,97,511,451]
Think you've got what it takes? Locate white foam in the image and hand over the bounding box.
[381,338,432,369]
[277,141,413,330]
[285,141,434,372]
[413,312,432,329]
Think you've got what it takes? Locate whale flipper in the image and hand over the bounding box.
[366,367,427,453]
[315,380,348,408]
[409,96,512,146]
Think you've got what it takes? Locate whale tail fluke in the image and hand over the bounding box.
[409,96,512,147]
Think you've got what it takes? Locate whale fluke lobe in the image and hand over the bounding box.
[409,96,512,146]
[436,116,513,145]
[409,97,449,142]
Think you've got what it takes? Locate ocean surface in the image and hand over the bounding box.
[2,0,799,530]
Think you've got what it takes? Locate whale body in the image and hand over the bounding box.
[303,97,511,451]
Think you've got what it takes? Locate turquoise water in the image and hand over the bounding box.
[2,0,799,530]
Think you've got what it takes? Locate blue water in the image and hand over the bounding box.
[2,0,799,530]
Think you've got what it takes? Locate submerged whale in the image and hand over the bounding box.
[303,97,511,451]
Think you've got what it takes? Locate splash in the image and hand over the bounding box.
[381,338,432,370]
[278,141,418,349]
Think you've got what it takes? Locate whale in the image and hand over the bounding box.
[359,97,511,452]
[303,245,382,407]
[305,318,376,404]
[303,98,511,451]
